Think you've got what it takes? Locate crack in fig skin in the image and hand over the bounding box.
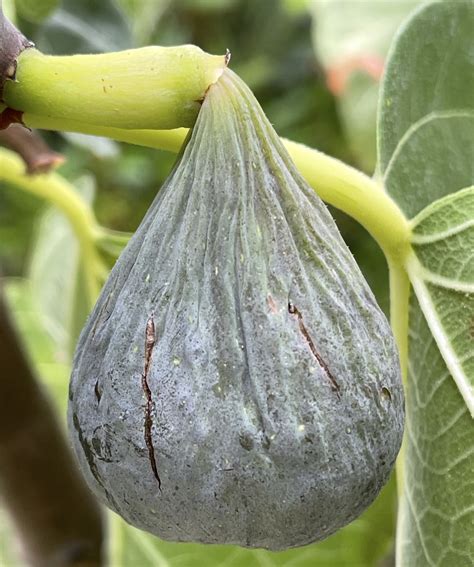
[288,302,341,398]
[94,380,102,404]
[142,313,161,490]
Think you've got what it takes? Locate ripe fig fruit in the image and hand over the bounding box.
[68,68,404,551]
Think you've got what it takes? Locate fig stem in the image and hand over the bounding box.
[3,47,227,130]
[388,260,410,499]
[9,115,411,265]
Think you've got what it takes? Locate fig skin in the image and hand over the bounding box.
[68,69,404,551]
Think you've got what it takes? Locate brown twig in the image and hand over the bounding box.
[0,125,64,173]
[0,289,104,567]
[0,3,33,100]
[0,7,63,174]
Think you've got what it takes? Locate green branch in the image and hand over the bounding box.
[3,47,227,129]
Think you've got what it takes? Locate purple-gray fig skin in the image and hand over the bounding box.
[68,68,404,551]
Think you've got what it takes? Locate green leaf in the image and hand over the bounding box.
[398,293,473,567]
[410,187,474,290]
[29,175,96,359]
[377,0,474,216]
[407,187,474,414]
[376,2,474,565]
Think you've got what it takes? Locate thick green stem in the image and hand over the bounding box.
[284,140,410,262]
[388,260,410,499]
[0,148,104,302]
[15,116,411,261]
[389,262,410,567]
[4,47,226,129]
[23,114,188,153]
[389,262,410,386]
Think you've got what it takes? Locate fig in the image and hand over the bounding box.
[68,68,404,551]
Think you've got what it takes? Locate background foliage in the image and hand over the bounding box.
[1,1,471,566]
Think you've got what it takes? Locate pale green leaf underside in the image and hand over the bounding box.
[397,294,474,567]
[377,1,474,204]
[377,2,474,565]
[407,187,474,415]
[411,187,474,287]
[383,112,474,218]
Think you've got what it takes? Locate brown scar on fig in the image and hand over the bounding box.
[288,301,341,398]
[267,294,279,314]
[141,312,162,490]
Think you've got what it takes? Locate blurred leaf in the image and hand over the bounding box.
[282,0,309,16]
[0,181,42,275]
[2,0,16,20]
[312,0,420,69]
[376,2,474,564]
[2,278,70,404]
[28,175,96,359]
[337,71,379,171]
[311,0,421,171]
[14,0,59,23]
[115,0,172,45]
[62,132,120,160]
[181,0,238,10]
[0,507,23,567]
[34,0,131,54]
